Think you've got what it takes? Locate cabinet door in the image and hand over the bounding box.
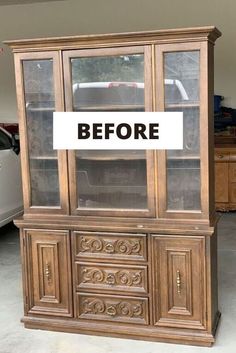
[229,162,236,182]
[63,46,155,217]
[156,42,213,220]
[215,162,228,202]
[14,52,69,214]
[153,236,206,329]
[25,230,72,317]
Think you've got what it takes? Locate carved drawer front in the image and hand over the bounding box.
[26,230,72,317]
[153,236,206,330]
[75,262,148,294]
[73,231,147,262]
[76,293,149,325]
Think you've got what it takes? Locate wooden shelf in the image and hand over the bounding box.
[77,151,146,161]
[167,156,200,160]
[27,107,55,112]
[30,156,57,160]
[74,104,144,111]
[165,103,199,109]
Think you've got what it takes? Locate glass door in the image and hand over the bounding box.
[63,46,155,217]
[15,52,68,214]
[156,42,207,219]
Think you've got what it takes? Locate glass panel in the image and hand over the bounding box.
[71,55,144,111]
[76,150,147,209]
[164,51,201,210]
[71,54,148,210]
[23,59,60,206]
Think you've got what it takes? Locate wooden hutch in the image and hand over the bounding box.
[6,26,221,346]
[215,141,236,211]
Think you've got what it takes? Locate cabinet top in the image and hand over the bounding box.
[4,26,221,52]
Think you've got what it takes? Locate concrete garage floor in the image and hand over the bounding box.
[0,214,235,353]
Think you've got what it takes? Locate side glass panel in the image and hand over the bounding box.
[164,51,201,210]
[70,54,148,210]
[23,59,60,206]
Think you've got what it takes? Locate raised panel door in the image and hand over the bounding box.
[25,230,72,316]
[153,236,206,329]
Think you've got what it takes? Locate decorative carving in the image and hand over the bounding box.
[82,297,144,320]
[83,299,105,315]
[82,268,105,284]
[106,305,117,316]
[106,273,116,285]
[81,267,142,287]
[79,236,142,256]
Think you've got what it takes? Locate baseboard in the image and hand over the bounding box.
[22,315,217,347]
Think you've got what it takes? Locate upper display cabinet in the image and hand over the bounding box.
[6,26,221,225]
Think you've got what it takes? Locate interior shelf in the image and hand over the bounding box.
[165,102,199,109]
[74,104,144,111]
[30,156,58,160]
[167,156,200,160]
[77,150,146,161]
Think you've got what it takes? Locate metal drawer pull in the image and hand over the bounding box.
[217,154,224,159]
[176,270,181,294]
[45,262,52,284]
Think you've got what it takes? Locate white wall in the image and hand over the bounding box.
[0,0,235,122]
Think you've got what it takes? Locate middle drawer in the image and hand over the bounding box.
[75,262,148,295]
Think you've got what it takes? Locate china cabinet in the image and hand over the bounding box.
[6,26,221,346]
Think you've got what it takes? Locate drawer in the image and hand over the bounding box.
[76,292,149,325]
[214,151,229,161]
[75,262,148,294]
[73,231,147,262]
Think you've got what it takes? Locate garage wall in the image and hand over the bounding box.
[0,0,235,122]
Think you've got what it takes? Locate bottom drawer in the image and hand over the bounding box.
[76,292,149,325]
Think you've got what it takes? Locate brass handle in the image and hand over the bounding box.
[176,270,181,294]
[217,154,224,159]
[45,262,51,284]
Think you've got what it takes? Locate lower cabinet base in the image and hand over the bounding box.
[22,311,221,347]
[19,228,220,346]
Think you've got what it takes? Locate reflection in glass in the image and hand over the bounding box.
[71,54,148,210]
[23,59,60,206]
[71,55,144,112]
[76,150,147,209]
[164,51,201,210]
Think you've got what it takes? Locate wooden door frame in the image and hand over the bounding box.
[155,41,213,220]
[63,45,156,218]
[14,51,69,215]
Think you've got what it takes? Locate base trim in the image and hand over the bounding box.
[22,315,220,347]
